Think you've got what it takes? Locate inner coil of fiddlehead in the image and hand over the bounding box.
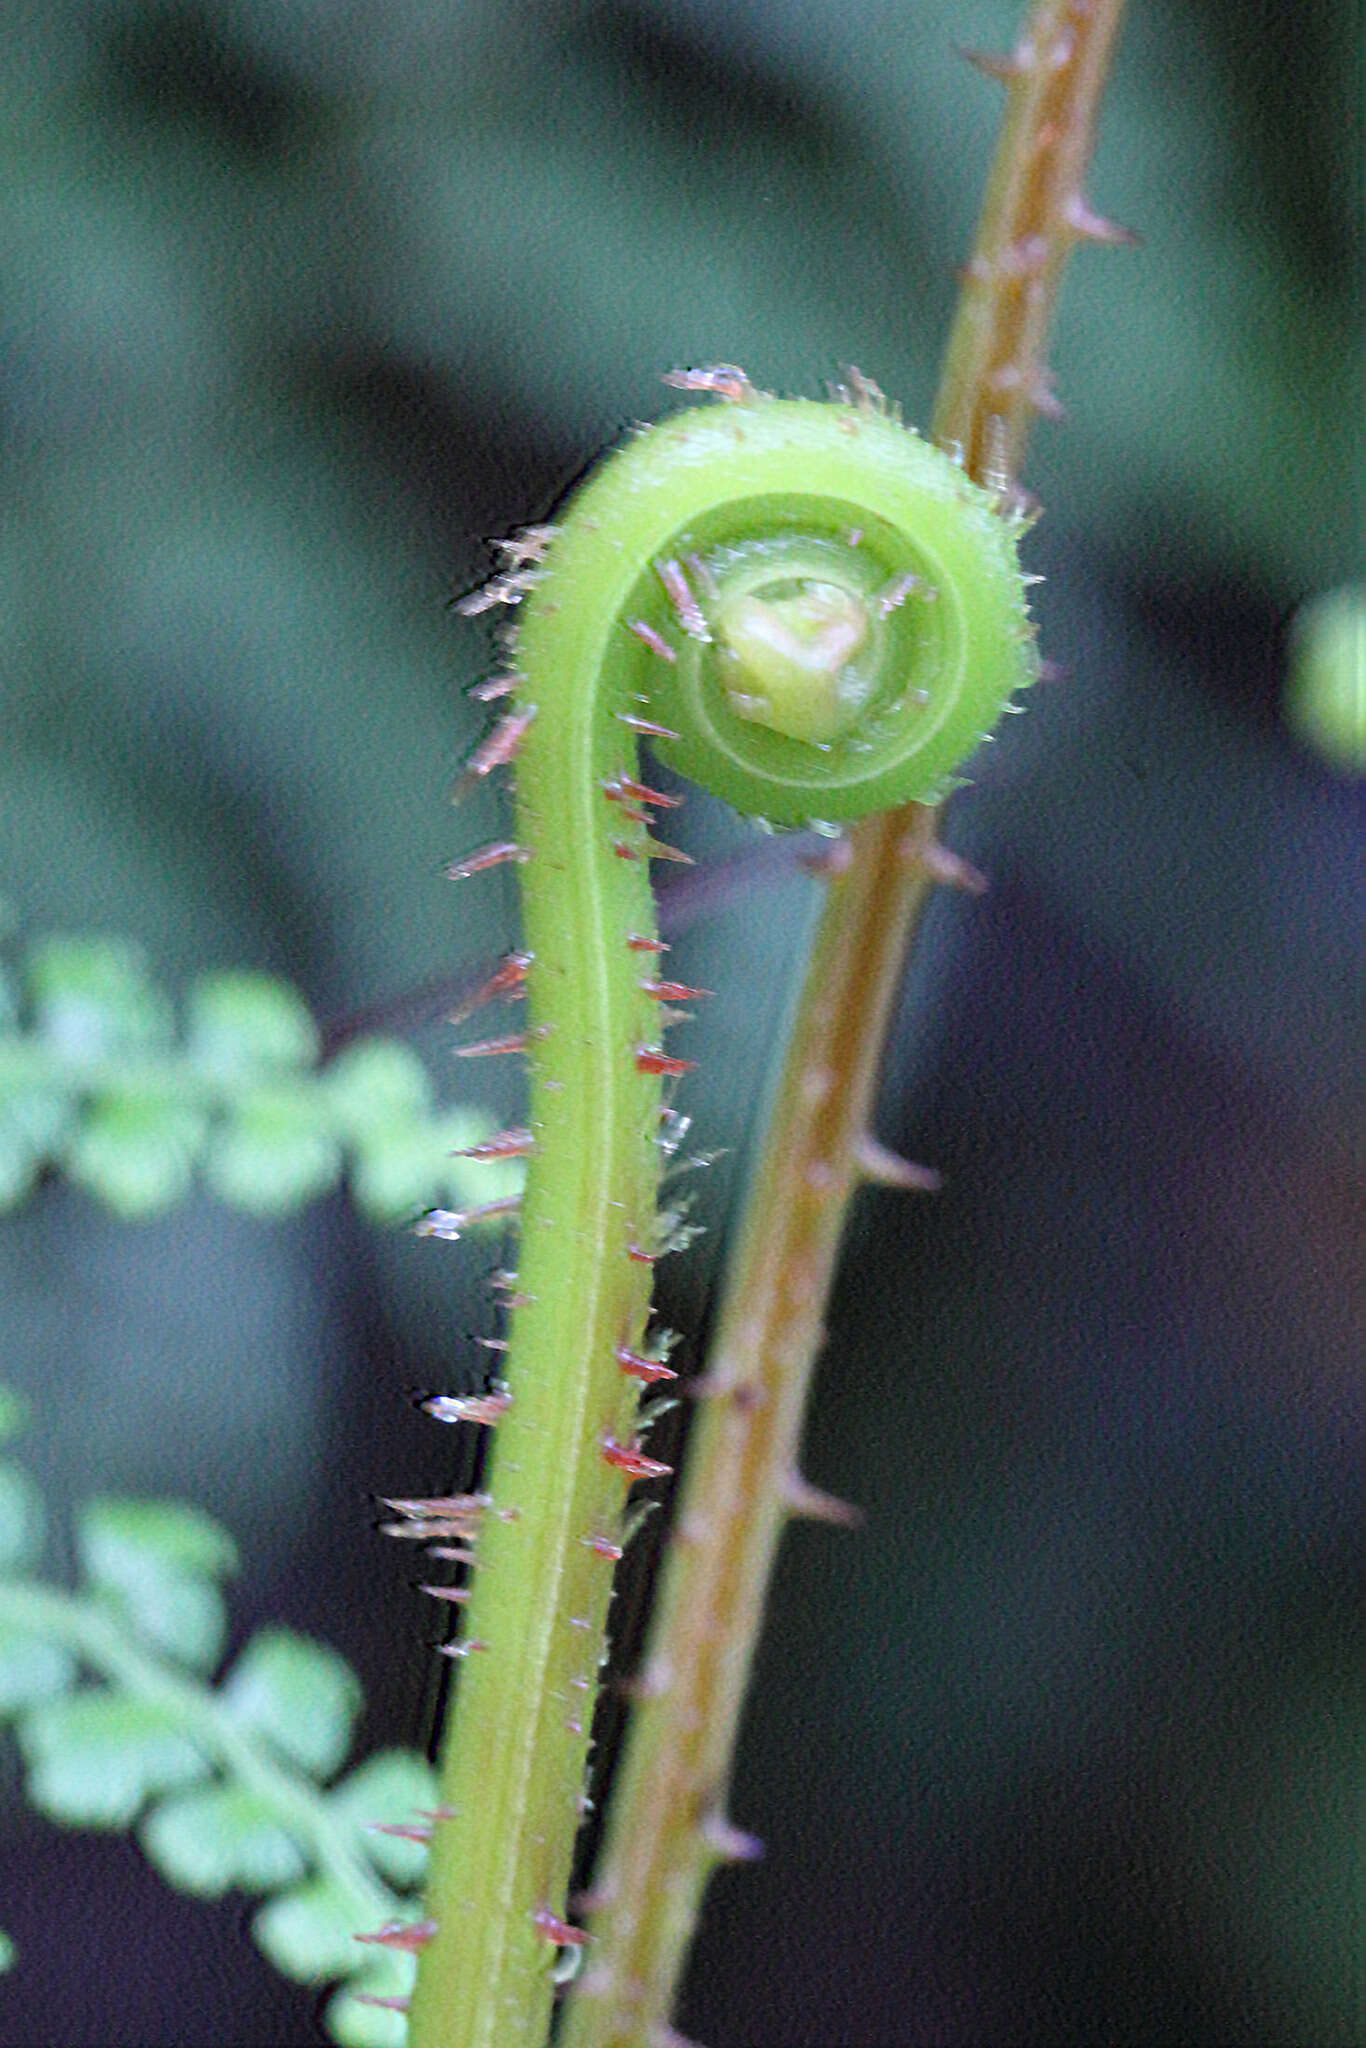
[616,489,1017,824]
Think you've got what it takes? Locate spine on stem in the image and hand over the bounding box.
[407,376,1036,2048]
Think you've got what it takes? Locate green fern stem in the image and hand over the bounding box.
[410,399,1033,2048]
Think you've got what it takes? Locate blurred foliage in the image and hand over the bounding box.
[0,927,522,1219]
[0,1,1358,2044]
[0,1392,438,2046]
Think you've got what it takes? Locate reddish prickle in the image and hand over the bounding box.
[451,1124,535,1160]
[448,951,533,1024]
[640,979,712,1002]
[602,1436,673,1480]
[445,840,530,880]
[604,774,683,810]
[453,1031,529,1060]
[616,709,681,739]
[635,1046,696,1077]
[355,1918,438,1953]
[616,1343,679,1385]
[458,705,537,789]
[626,621,677,664]
[533,1908,591,1947]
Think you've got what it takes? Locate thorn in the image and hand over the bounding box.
[916,840,989,895]
[661,363,755,403]
[627,620,677,663]
[365,1818,434,1843]
[422,1389,513,1424]
[455,705,537,795]
[634,1046,697,1077]
[958,42,1030,81]
[445,840,531,880]
[655,558,712,641]
[1064,194,1141,246]
[874,571,929,615]
[699,1813,765,1864]
[616,710,681,740]
[627,932,669,953]
[643,838,694,866]
[616,1343,679,1385]
[533,1908,591,1947]
[419,1582,470,1603]
[455,567,543,615]
[380,1492,487,1525]
[854,1135,942,1193]
[604,773,683,810]
[494,524,559,566]
[781,1471,864,1527]
[414,1196,521,1241]
[602,1436,673,1481]
[355,1918,438,1953]
[626,1241,658,1265]
[447,950,533,1025]
[451,1124,535,1160]
[582,1533,625,1561]
[351,1993,411,2012]
[468,671,519,702]
[437,1637,489,1658]
[453,1031,529,1059]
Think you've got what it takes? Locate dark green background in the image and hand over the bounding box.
[1,1,1359,2043]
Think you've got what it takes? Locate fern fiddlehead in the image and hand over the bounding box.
[406,378,1035,2048]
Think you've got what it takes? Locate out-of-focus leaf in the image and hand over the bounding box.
[186,970,320,1078]
[0,1626,77,1715]
[19,1689,208,1826]
[64,1088,204,1218]
[329,1748,440,1886]
[76,1497,237,1669]
[221,1628,362,1779]
[25,938,171,1058]
[204,1086,341,1214]
[251,1876,363,1982]
[1287,586,1365,777]
[140,1779,307,1897]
